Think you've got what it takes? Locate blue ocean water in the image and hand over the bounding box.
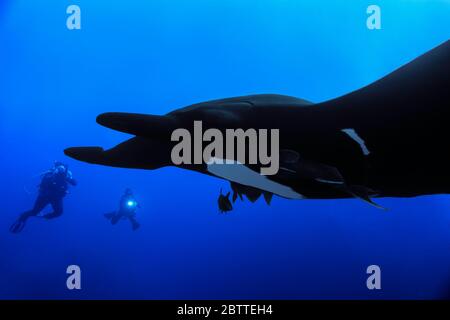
[0,0,450,299]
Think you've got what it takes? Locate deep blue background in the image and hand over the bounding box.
[1,0,450,299]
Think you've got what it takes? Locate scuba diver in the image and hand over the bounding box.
[10,161,77,233]
[104,188,141,231]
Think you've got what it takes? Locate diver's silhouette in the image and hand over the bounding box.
[10,161,77,233]
[104,188,140,231]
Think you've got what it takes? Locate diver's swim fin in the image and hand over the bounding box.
[130,217,140,231]
[9,219,27,234]
[110,214,121,225]
[105,212,122,225]
[104,212,115,220]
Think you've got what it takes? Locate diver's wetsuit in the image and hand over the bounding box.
[104,193,140,230]
[10,167,77,233]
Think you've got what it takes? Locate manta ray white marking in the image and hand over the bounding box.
[341,128,370,156]
[206,158,305,200]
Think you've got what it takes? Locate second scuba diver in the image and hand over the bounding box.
[104,188,141,231]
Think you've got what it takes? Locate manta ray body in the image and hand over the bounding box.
[65,41,450,209]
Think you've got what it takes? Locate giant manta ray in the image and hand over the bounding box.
[65,40,450,210]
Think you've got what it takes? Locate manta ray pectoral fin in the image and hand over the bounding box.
[65,137,171,169]
[64,147,106,165]
[96,112,177,137]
